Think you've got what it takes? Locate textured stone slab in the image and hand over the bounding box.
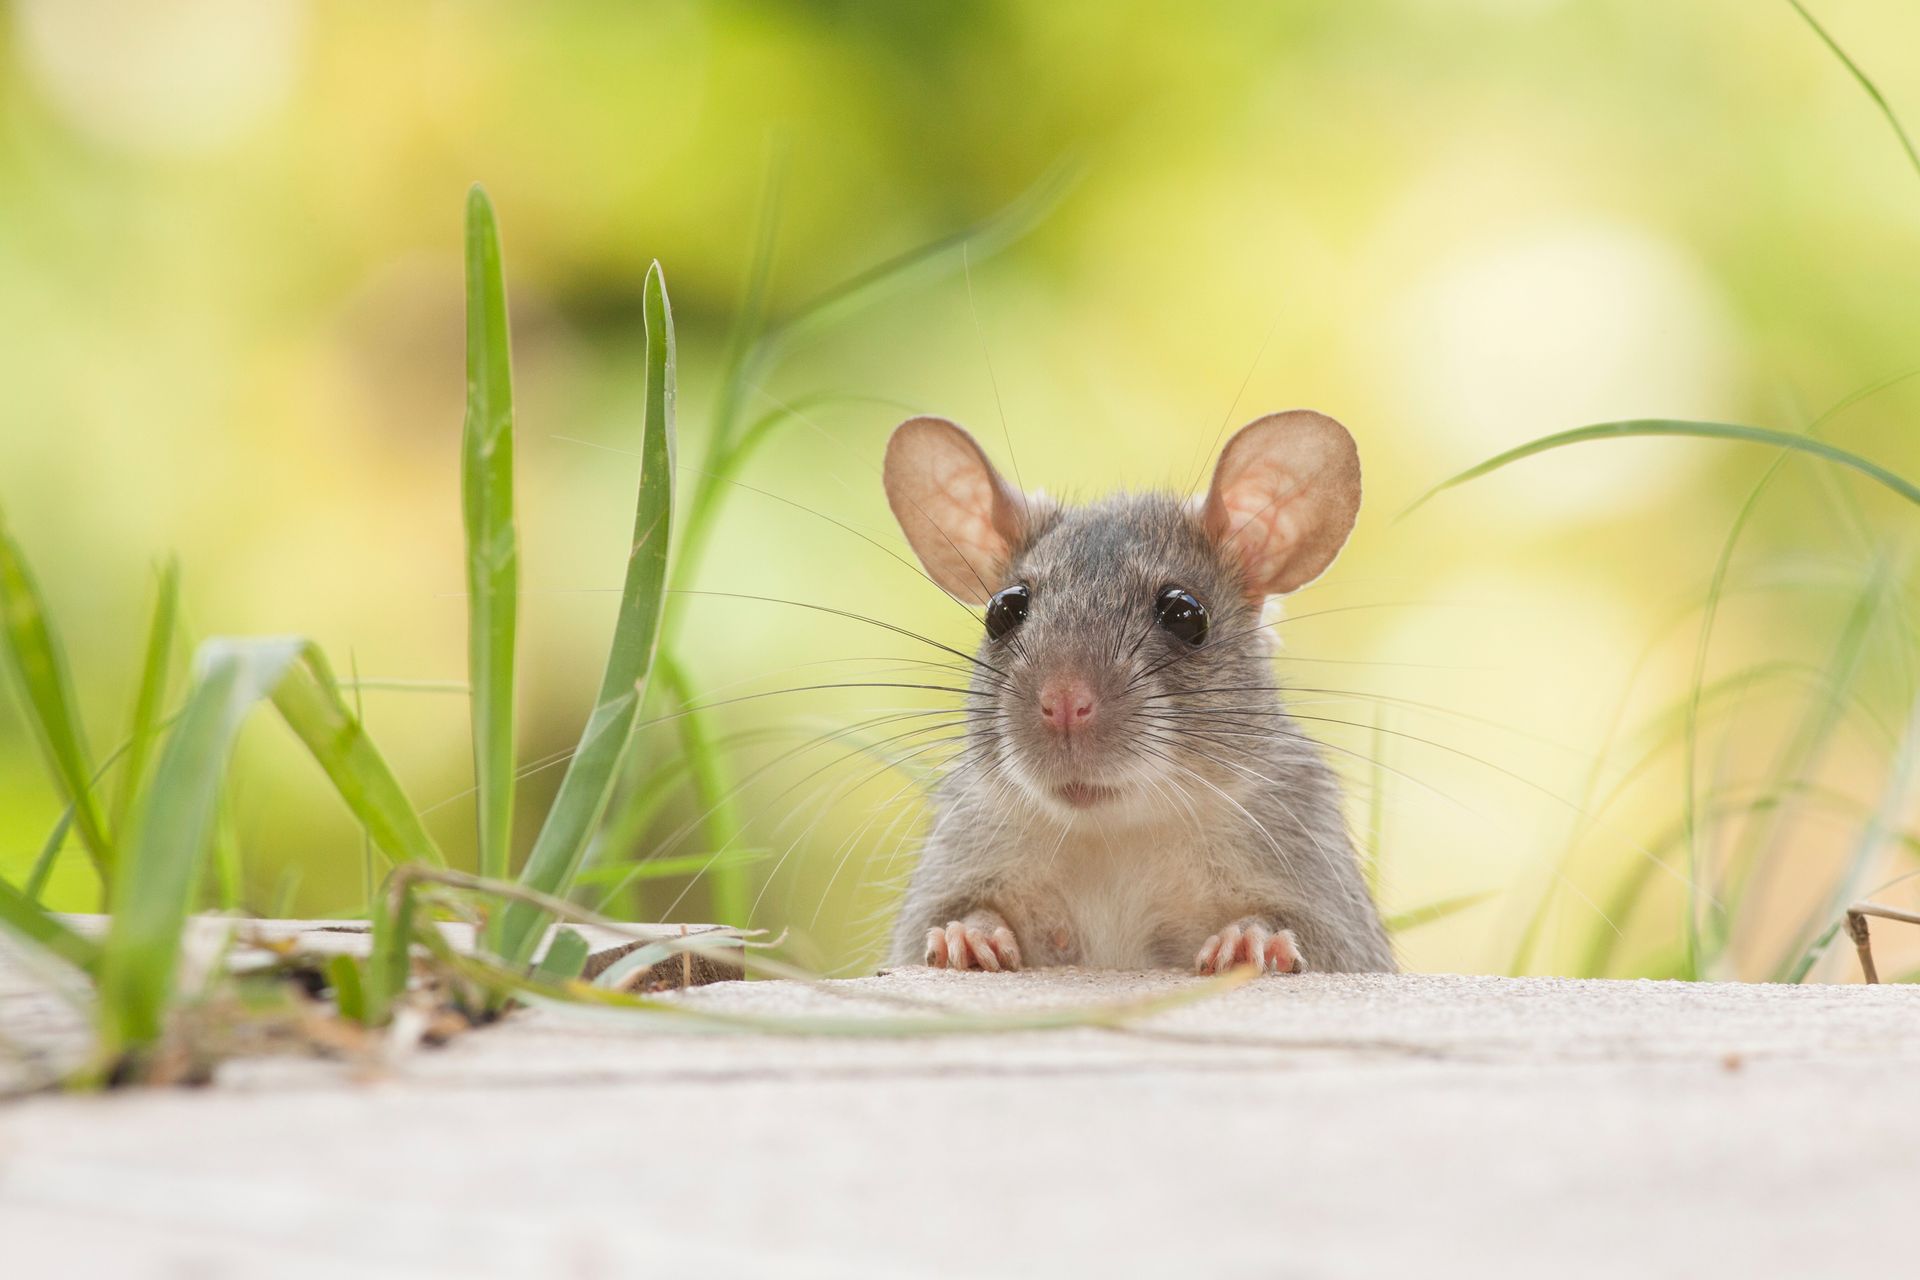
[2,968,1916,1275]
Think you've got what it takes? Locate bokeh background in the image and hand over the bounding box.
[3,0,1918,980]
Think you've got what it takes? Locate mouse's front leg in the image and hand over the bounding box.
[1195,916,1305,975]
[925,907,1022,971]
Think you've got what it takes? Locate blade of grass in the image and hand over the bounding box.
[462,184,519,884]
[96,636,445,1060]
[350,649,373,905]
[765,158,1077,365]
[0,876,100,972]
[23,809,74,903]
[211,787,243,912]
[493,262,677,969]
[96,643,292,1063]
[25,717,185,902]
[110,557,179,836]
[1404,420,1920,519]
[583,848,771,915]
[667,160,1075,619]
[1780,696,1920,981]
[0,516,113,883]
[328,954,367,1024]
[1709,564,1885,973]
[362,867,415,1027]
[657,654,750,926]
[1679,455,1790,977]
[1786,1,1920,186]
[265,642,446,869]
[532,927,590,984]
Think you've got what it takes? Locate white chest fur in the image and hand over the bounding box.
[996,819,1234,968]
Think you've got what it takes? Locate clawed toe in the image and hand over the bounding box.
[925,918,1022,971]
[1195,921,1305,976]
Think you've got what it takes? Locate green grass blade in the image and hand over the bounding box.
[462,184,519,883]
[268,644,446,869]
[0,517,113,882]
[1786,1,1920,186]
[701,152,787,470]
[666,164,1073,601]
[110,557,179,836]
[495,261,676,968]
[363,870,415,1027]
[533,926,590,984]
[1678,455,1790,977]
[211,788,243,912]
[23,808,74,902]
[328,954,367,1024]
[768,158,1077,359]
[0,875,100,972]
[583,848,771,915]
[27,714,189,902]
[656,655,750,925]
[96,637,446,1060]
[97,643,297,1061]
[1404,420,1920,518]
[1777,687,1920,983]
[1712,567,1883,972]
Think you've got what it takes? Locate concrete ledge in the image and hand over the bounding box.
[3,969,1917,1277]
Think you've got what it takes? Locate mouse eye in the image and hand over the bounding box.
[985,584,1030,640]
[1155,586,1208,646]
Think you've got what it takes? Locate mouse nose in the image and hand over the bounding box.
[1037,677,1098,734]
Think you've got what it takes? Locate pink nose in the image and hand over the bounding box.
[1038,678,1097,733]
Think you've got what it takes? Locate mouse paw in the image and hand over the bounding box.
[925,910,1022,972]
[1195,919,1305,976]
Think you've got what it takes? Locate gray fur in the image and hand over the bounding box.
[888,491,1396,973]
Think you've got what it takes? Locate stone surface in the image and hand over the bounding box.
[3,967,1917,1277]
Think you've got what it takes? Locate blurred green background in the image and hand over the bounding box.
[3,0,1918,979]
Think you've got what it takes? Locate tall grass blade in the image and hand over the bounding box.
[1710,566,1883,972]
[1404,420,1920,518]
[267,643,446,869]
[96,637,445,1060]
[23,809,74,903]
[769,158,1077,360]
[27,718,183,902]
[0,875,99,972]
[1786,1,1920,186]
[533,926,590,984]
[1780,693,1920,981]
[0,517,112,882]
[668,163,1074,599]
[462,184,520,883]
[111,557,179,835]
[97,644,291,1061]
[362,868,415,1028]
[494,262,676,968]
[658,655,750,926]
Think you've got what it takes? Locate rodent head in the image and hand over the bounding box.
[883,411,1361,825]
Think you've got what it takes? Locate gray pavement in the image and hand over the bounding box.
[3,967,1917,1278]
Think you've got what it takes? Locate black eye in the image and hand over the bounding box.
[985,584,1030,640]
[1155,586,1208,646]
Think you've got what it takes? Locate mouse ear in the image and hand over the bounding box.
[883,417,1028,605]
[1202,410,1361,597]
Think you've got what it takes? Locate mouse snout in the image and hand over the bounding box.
[1036,676,1098,734]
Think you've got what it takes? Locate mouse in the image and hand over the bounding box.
[880,410,1395,975]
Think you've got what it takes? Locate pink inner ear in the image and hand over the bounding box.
[1211,463,1306,596]
[884,416,1025,603]
[930,457,1013,575]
